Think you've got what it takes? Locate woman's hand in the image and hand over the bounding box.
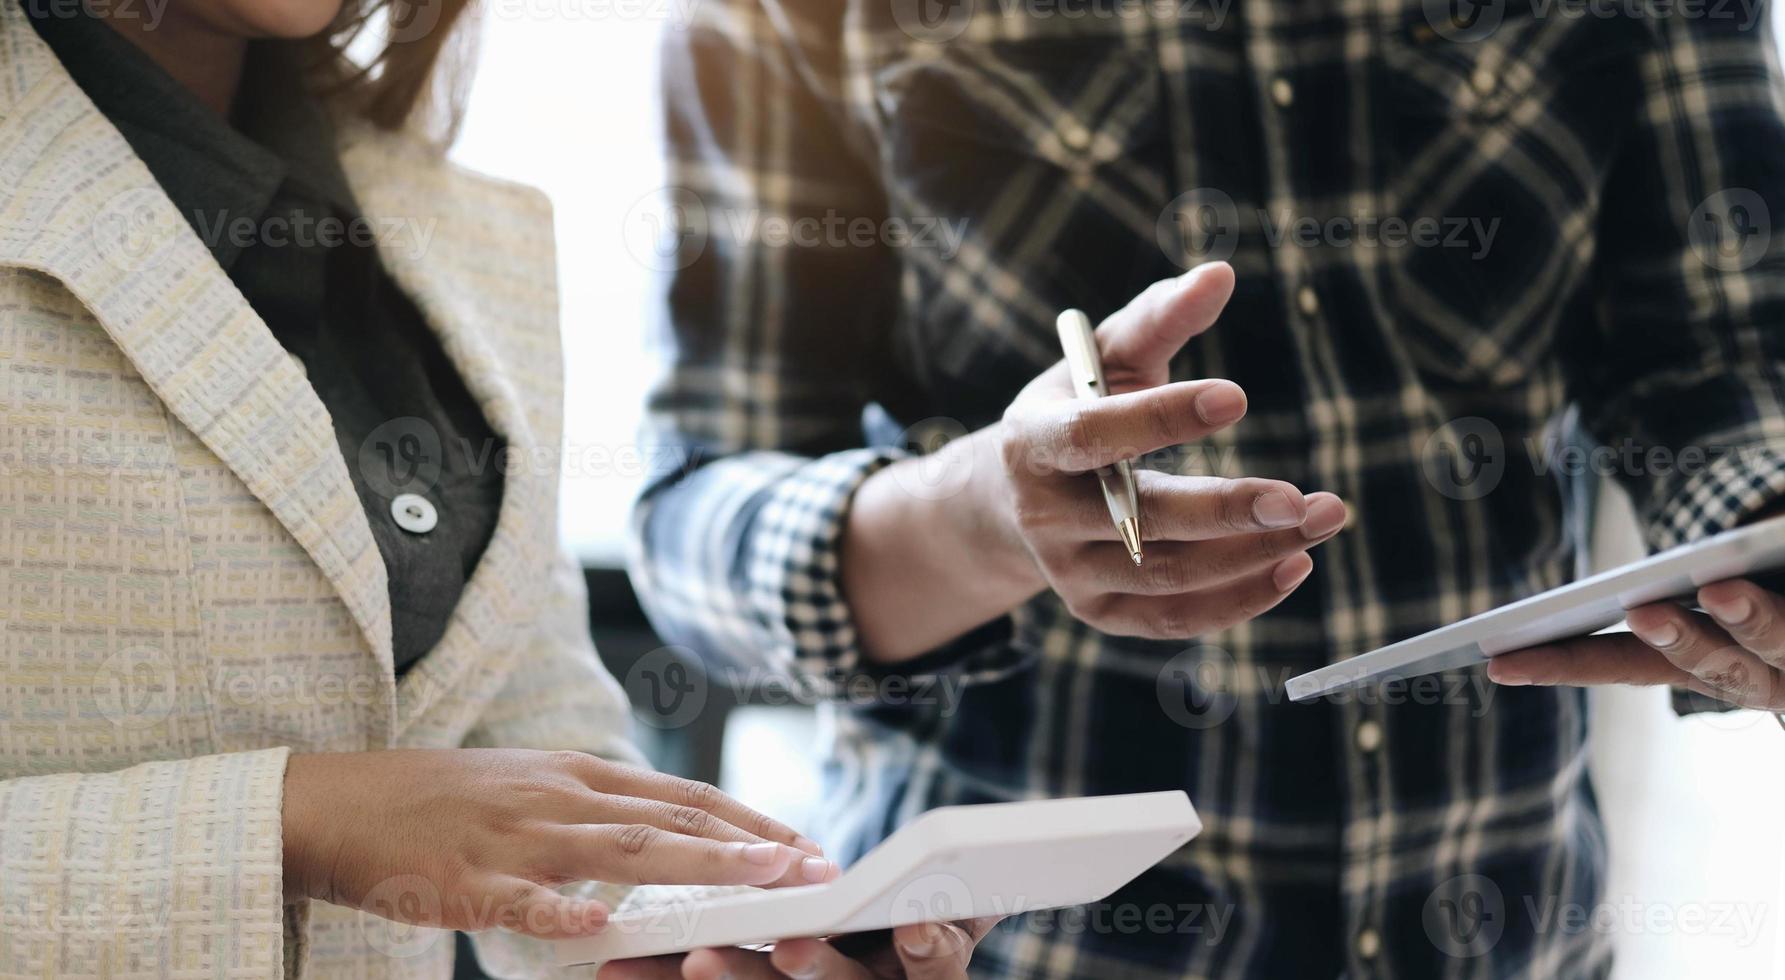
[1488,577,1785,710]
[281,749,836,939]
[598,917,1002,979]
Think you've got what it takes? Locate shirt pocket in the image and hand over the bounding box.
[869,35,1170,401]
[1373,12,1654,389]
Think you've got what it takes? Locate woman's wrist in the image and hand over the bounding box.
[281,753,331,904]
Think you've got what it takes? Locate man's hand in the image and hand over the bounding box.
[598,918,1001,980]
[843,261,1348,659]
[1488,577,1785,710]
[979,262,1346,641]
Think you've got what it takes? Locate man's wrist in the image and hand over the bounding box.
[951,425,1047,600]
[841,427,1044,664]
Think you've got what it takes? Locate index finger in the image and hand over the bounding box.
[1097,261,1235,370]
[561,825,826,888]
[580,762,823,855]
[1487,633,1690,687]
[1010,379,1248,475]
[596,956,685,980]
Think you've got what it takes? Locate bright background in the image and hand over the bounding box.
[451,10,667,567]
[449,9,1785,977]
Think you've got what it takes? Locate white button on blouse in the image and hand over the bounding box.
[391,493,439,534]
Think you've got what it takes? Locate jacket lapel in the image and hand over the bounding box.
[0,6,399,729]
[340,133,559,736]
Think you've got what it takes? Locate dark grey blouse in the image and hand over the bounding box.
[29,11,504,673]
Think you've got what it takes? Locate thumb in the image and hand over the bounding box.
[893,921,973,979]
[1096,261,1234,384]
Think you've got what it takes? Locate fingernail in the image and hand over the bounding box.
[1488,661,1531,686]
[1633,620,1681,648]
[1301,497,1347,540]
[898,923,944,958]
[1272,555,1313,591]
[800,857,835,883]
[1254,490,1304,528]
[783,965,819,980]
[741,842,781,865]
[793,835,825,856]
[1195,383,1246,425]
[1711,595,1755,626]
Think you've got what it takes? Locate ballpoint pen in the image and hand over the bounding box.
[1056,309,1145,565]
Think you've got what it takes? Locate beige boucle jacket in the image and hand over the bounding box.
[0,5,641,976]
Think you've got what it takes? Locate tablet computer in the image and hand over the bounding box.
[1285,517,1785,702]
[554,791,1200,967]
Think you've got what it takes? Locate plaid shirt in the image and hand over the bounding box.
[627,2,1785,976]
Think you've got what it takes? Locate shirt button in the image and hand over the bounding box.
[391,493,438,534]
[1059,121,1093,152]
[1356,928,1382,960]
[1355,720,1384,753]
[1297,285,1320,317]
[1270,76,1295,108]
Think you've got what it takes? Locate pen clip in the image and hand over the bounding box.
[1056,310,1107,400]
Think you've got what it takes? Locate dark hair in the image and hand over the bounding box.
[304,0,481,146]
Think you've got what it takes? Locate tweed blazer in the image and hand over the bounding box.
[0,6,641,977]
